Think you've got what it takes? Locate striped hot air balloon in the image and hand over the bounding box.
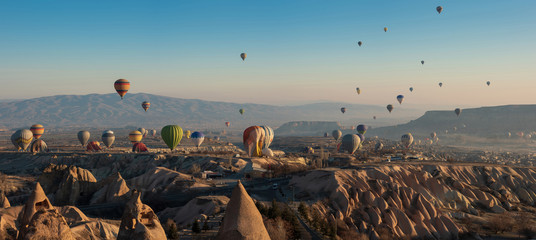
[114,79,130,99]
[243,126,265,157]
[101,130,115,148]
[30,124,45,139]
[129,131,143,143]
[260,126,274,149]
[141,101,150,112]
[191,131,205,147]
[225,122,230,127]
[15,129,33,151]
[161,125,183,151]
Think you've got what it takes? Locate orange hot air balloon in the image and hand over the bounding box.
[30,124,45,139]
[114,79,130,99]
[129,130,143,143]
[225,122,230,127]
[141,101,150,112]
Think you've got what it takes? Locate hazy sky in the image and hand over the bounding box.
[0,1,534,109]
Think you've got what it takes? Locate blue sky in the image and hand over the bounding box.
[0,0,534,109]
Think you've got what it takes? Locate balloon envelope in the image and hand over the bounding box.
[356,124,367,135]
[340,107,346,114]
[454,108,462,116]
[161,125,184,150]
[341,134,360,154]
[240,53,247,61]
[191,131,205,147]
[30,124,44,139]
[332,130,342,141]
[486,81,491,86]
[384,27,388,32]
[142,101,150,111]
[239,109,245,115]
[409,87,413,92]
[10,130,21,150]
[114,79,130,99]
[439,82,443,87]
[101,130,115,148]
[78,131,90,146]
[436,6,443,14]
[150,129,157,137]
[401,133,414,148]
[396,95,404,104]
[225,122,231,127]
[243,126,265,157]
[356,88,361,95]
[421,60,424,65]
[31,139,49,153]
[387,104,394,113]
[358,41,362,46]
[132,142,148,152]
[260,126,274,149]
[129,131,143,143]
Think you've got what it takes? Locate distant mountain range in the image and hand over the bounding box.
[0,93,421,130]
[368,105,536,139]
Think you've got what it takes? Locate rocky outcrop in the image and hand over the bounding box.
[90,172,130,205]
[117,190,166,240]
[38,164,98,205]
[127,167,203,196]
[158,195,229,227]
[0,191,10,208]
[17,182,74,240]
[215,181,270,240]
[70,221,119,240]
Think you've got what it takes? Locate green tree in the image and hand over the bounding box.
[165,219,180,239]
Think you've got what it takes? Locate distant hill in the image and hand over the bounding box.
[275,121,342,136]
[368,105,536,139]
[0,93,419,130]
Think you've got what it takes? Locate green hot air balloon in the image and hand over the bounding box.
[239,109,245,115]
[161,125,183,151]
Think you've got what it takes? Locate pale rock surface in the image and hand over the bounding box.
[116,190,166,240]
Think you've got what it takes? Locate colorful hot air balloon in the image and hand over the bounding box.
[454,108,461,117]
[129,131,143,144]
[114,79,130,99]
[225,122,231,127]
[396,95,404,104]
[239,109,245,115]
[191,131,205,147]
[436,6,443,14]
[356,88,361,95]
[15,129,33,151]
[101,130,115,148]
[375,142,383,151]
[384,27,388,32]
[11,130,21,150]
[439,82,443,87]
[243,126,265,157]
[341,107,346,114]
[486,81,491,86]
[340,134,360,154]
[409,87,414,92]
[132,142,148,152]
[358,41,362,47]
[431,132,437,139]
[401,133,414,148]
[356,124,367,135]
[30,124,44,139]
[324,132,329,137]
[161,125,183,151]
[150,129,157,137]
[260,126,274,149]
[31,139,49,153]
[387,104,394,113]
[86,141,102,152]
[78,131,90,146]
[421,60,425,65]
[332,130,342,141]
[240,53,247,61]
[185,130,191,139]
[142,101,150,112]
[138,128,148,138]
[356,133,365,149]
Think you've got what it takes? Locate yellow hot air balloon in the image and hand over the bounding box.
[384,27,388,32]
[129,131,143,143]
[185,130,191,139]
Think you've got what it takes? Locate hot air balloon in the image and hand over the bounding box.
[507,132,512,138]
[87,141,102,152]
[436,6,443,14]
[375,142,383,151]
[260,126,274,149]
[138,128,148,138]
[185,130,191,139]
[240,53,247,61]
[431,132,437,139]
[239,109,245,115]
[31,139,49,153]
[358,41,362,47]
[14,129,33,151]
[396,95,404,104]
[101,130,115,148]
[357,133,365,149]
[356,88,361,95]
[356,124,367,135]
[10,130,21,150]
[517,132,524,138]
[114,79,130,99]
[384,27,388,32]
[78,131,90,146]
[409,87,413,92]
[129,131,143,144]
[341,134,360,154]
[332,130,342,141]
[439,82,443,87]
[30,124,44,139]
[401,133,414,148]
[132,142,148,152]
[373,116,376,120]
[324,132,329,137]
[191,131,205,147]
[150,129,157,137]
[454,108,461,117]
[141,101,150,112]
[387,104,394,113]
[225,122,231,127]
[161,125,183,151]
[486,81,490,86]
[421,60,425,65]
[262,148,274,157]
[341,107,346,114]
[243,126,265,157]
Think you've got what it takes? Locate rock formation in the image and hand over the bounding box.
[89,172,130,205]
[116,190,166,240]
[38,164,97,205]
[158,195,229,227]
[215,181,270,240]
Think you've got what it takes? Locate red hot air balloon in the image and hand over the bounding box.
[114,79,130,99]
[225,122,230,127]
